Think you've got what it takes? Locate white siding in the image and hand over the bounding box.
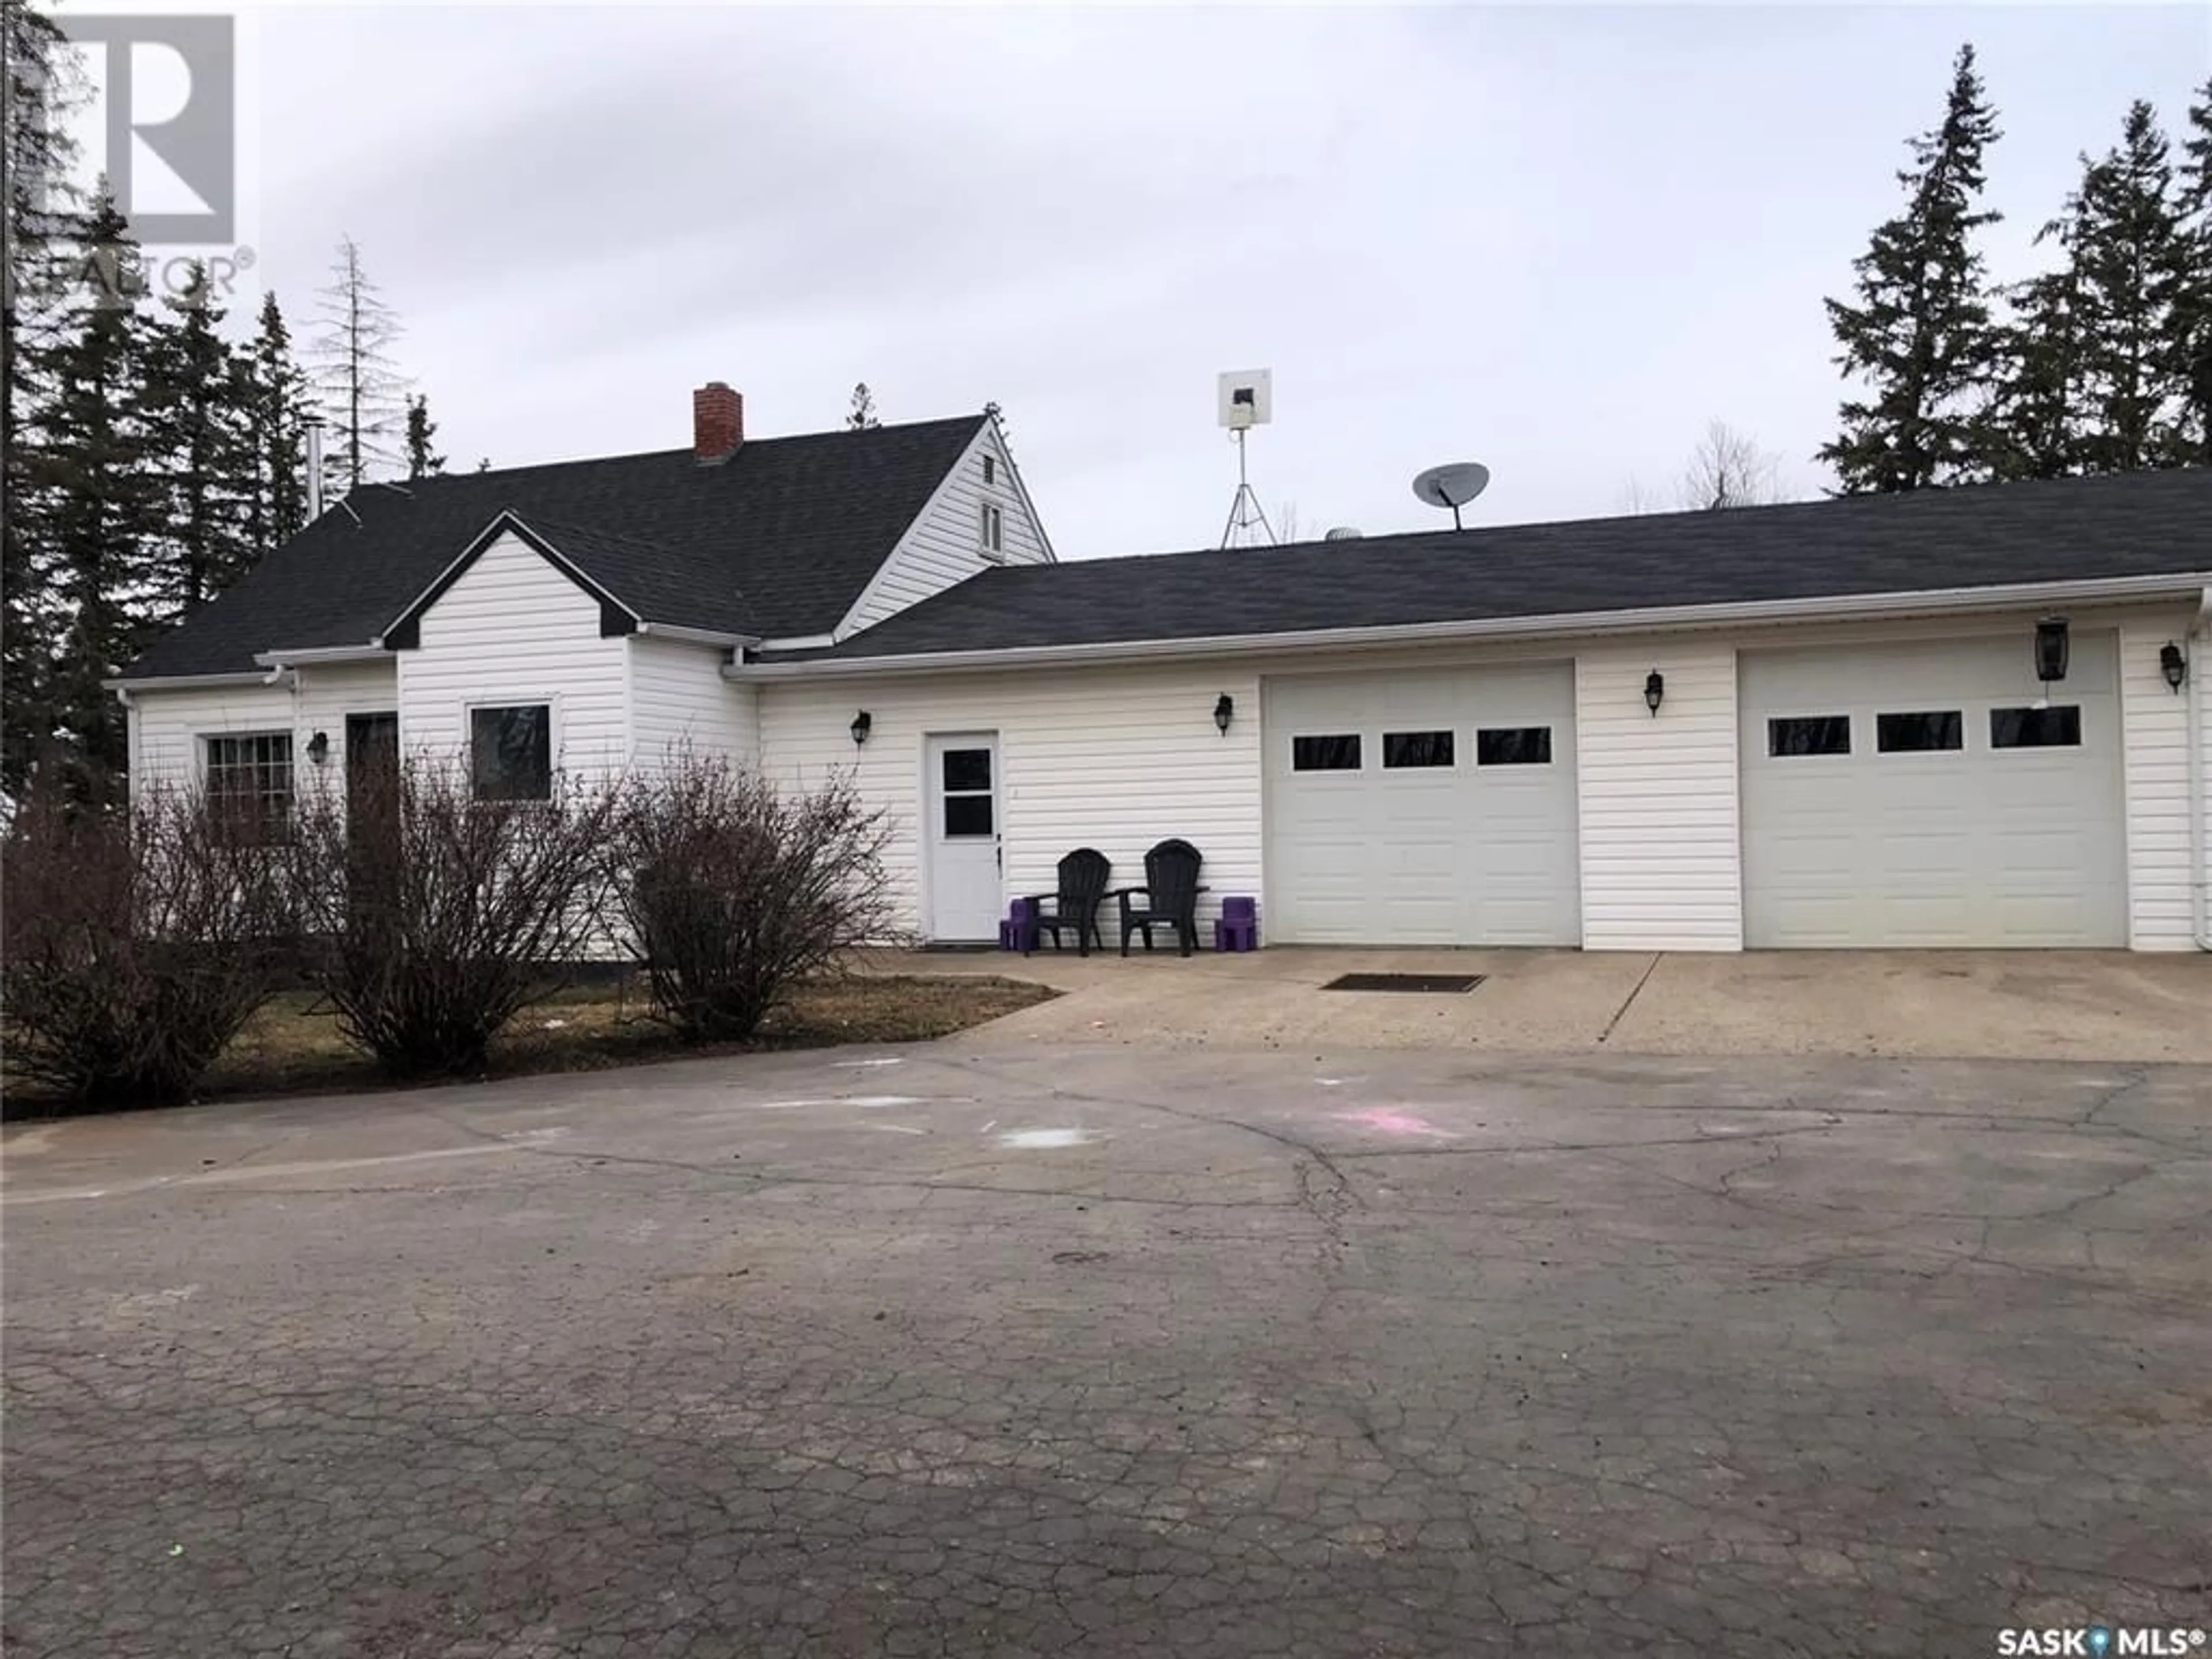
[129,660,397,801]
[757,661,1262,941]
[835,424,1051,639]
[628,635,757,770]
[1575,643,1743,951]
[2120,612,2209,950]
[396,531,629,778]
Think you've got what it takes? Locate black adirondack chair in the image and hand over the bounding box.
[1118,838,1209,957]
[1025,848,1112,957]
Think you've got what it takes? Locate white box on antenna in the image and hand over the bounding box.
[1217,369,1273,430]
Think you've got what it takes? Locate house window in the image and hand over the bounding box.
[940,747,993,837]
[1768,715,1850,757]
[980,502,1004,555]
[1382,730,1454,769]
[204,733,294,843]
[1990,706,2082,749]
[1876,711,1963,753]
[470,704,552,801]
[982,454,997,486]
[1476,726,1553,766]
[1291,734,1361,772]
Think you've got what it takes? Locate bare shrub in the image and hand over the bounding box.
[2,779,294,1107]
[611,755,896,1042]
[287,757,618,1078]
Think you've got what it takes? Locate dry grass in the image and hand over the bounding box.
[5,973,1055,1116]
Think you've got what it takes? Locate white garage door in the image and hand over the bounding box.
[1740,633,2126,948]
[1264,662,1580,945]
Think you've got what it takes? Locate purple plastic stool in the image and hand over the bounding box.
[1214,897,1259,952]
[999,897,1039,953]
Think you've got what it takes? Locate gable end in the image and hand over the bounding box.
[381,511,643,649]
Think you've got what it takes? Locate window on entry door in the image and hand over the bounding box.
[941,747,993,836]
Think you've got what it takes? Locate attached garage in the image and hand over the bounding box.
[1263,662,1580,945]
[1740,632,2128,947]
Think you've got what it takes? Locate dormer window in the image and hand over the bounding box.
[982,454,997,486]
[980,502,1004,555]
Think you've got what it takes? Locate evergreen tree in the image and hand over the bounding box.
[404,392,445,478]
[28,192,167,785]
[243,291,313,551]
[3,0,81,793]
[846,381,879,430]
[2169,79,2212,465]
[310,235,407,493]
[2063,101,2190,474]
[1819,44,2004,493]
[1988,232,2086,481]
[141,264,256,616]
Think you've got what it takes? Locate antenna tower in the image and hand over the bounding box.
[1216,370,1277,548]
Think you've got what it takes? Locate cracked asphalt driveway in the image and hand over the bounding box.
[5,1043,2209,1657]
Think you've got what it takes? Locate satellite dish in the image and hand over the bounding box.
[1324,526,1363,541]
[1411,461,1491,530]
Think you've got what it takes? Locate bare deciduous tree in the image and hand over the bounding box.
[310,236,409,494]
[1679,419,1786,510]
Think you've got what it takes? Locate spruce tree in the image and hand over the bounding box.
[2169,79,2212,465]
[242,291,312,550]
[2,0,80,793]
[1819,44,2003,493]
[404,392,445,478]
[142,264,256,616]
[2063,101,2190,474]
[1988,236,2086,481]
[30,192,166,785]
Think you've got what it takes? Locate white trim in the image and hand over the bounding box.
[988,414,1056,565]
[2190,586,2212,949]
[756,632,839,652]
[634,622,756,648]
[732,572,2212,681]
[252,644,387,668]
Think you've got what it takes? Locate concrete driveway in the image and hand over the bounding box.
[908,946,2212,1063]
[5,1039,2208,1657]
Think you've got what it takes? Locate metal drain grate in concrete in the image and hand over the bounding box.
[1320,973,1486,994]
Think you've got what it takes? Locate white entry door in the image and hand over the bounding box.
[925,733,1002,942]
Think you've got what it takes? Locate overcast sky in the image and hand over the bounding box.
[230,3,2210,560]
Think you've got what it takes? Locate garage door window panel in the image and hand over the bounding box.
[1382,730,1455,769]
[1876,711,1964,753]
[1768,715,1851,757]
[1292,734,1362,772]
[1476,726,1552,767]
[1990,706,2082,749]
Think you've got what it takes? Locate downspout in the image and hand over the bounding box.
[2190,587,2212,950]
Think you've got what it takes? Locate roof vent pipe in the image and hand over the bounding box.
[305,416,325,521]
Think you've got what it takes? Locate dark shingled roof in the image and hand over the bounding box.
[756,467,2212,664]
[124,414,987,678]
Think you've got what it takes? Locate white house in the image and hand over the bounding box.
[115,382,2212,954]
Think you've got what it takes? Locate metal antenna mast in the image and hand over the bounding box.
[1215,370,1277,548]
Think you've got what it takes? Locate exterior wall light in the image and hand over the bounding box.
[306,730,331,764]
[2035,617,2070,683]
[850,710,872,748]
[1214,694,1234,736]
[1643,671,1664,716]
[2160,641,2187,692]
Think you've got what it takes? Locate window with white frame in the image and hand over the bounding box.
[982,453,997,486]
[204,732,296,843]
[470,704,552,801]
[980,502,1004,555]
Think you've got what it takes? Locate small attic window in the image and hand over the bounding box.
[982,454,997,486]
[980,502,1004,555]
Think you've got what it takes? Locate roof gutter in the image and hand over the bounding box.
[726,571,2212,681]
[253,644,390,668]
[102,669,275,694]
[634,622,760,649]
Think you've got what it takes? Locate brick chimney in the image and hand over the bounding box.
[693,381,743,464]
